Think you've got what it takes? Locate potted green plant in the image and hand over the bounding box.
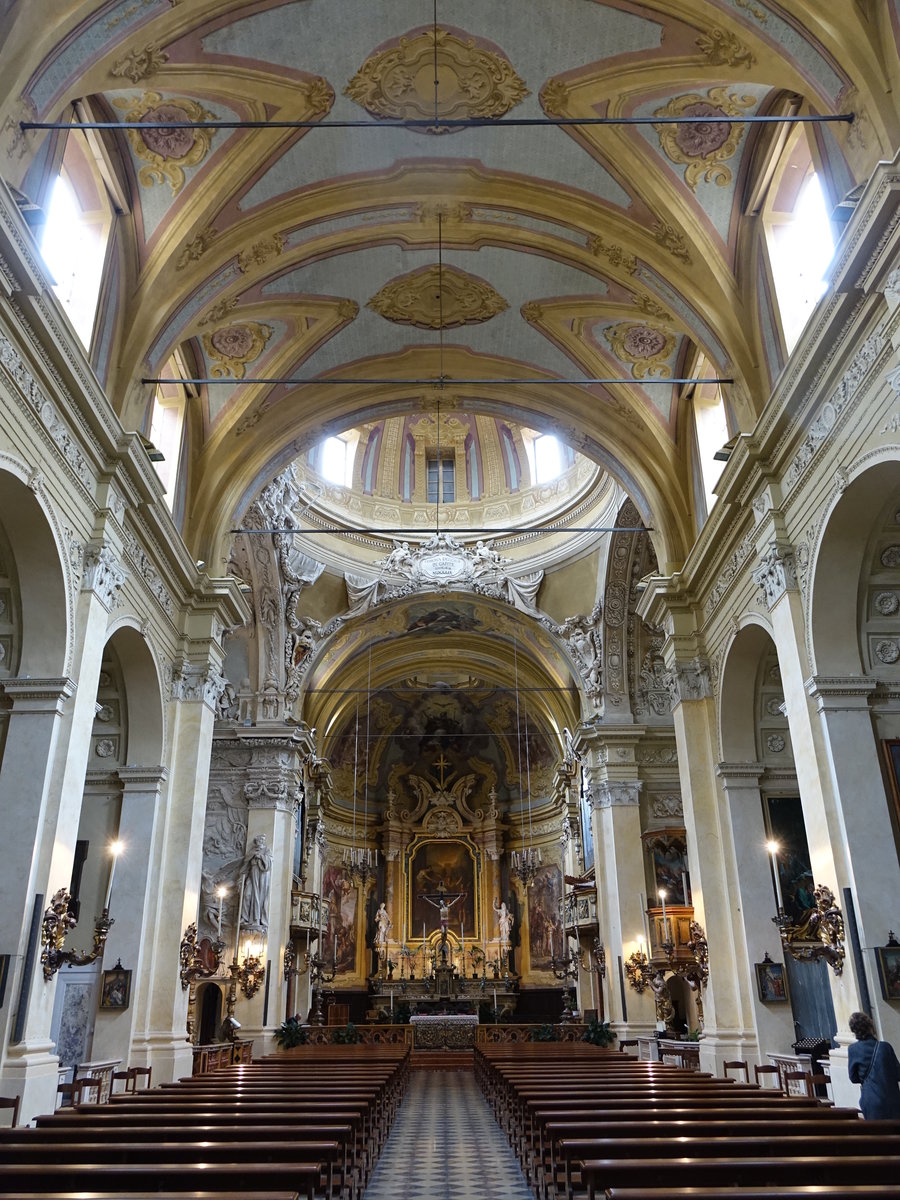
[272,1016,309,1049]
[331,1022,360,1044]
[531,1023,559,1042]
[582,1019,617,1048]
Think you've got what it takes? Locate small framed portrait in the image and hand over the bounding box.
[99,961,131,1010]
[755,958,789,1003]
[876,940,900,1002]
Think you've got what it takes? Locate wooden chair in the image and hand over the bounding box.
[784,1069,815,1097]
[0,1096,20,1127]
[57,1077,102,1107]
[112,1065,152,1093]
[723,1059,749,1081]
[754,1063,782,1089]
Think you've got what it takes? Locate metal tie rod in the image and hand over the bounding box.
[25,115,853,131]
[230,525,650,535]
[145,376,732,386]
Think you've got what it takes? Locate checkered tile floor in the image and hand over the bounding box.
[363,1069,532,1200]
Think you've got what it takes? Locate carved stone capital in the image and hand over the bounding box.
[666,658,711,705]
[244,777,295,812]
[752,543,798,610]
[805,675,877,713]
[169,661,227,711]
[82,544,128,610]
[1,676,76,712]
[590,780,642,810]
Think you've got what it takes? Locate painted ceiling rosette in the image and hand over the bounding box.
[202,322,273,380]
[367,264,508,329]
[345,27,529,131]
[652,86,757,190]
[112,91,217,196]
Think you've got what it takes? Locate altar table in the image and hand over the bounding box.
[410,1013,479,1049]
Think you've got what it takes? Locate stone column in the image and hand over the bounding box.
[89,767,168,1066]
[130,659,222,1083]
[591,778,654,1032]
[234,737,303,1049]
[716,762,794,1062]
[0,676,75,1116]
[754,543,869,1103]
[0,539,127,1119]
[806,677,900,1051]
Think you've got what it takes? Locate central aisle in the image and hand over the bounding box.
[363,1068,533,1200]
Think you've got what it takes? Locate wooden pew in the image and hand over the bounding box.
[0,1163,322,1198]
[580,1156,900,1200]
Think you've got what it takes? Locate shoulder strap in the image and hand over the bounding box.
[859,1040,880,1085]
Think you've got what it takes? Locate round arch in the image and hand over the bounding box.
[719,618,776,763]
[0,465,68,678]
[810,456,900,676]
[104,622,165,766]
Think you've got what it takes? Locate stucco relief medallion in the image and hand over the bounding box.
[345,28,528,132]
[876,591,899,615]
[653,87,756,190]
[765,696,785,716]
[95,737,116,758]
[113,91,217,196]
[203,322,273,379]
[604,323,674,379]
[875,639,900,664]
[766,734,786,754]
[881,545,900,567]
[368,264,507,329]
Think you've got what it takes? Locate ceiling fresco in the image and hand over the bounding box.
[1,0,895,571]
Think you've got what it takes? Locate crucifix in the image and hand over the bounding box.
[433,752,451,789]
[419,881,465,964]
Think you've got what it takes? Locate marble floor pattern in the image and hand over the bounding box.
[362,1069,533,1200]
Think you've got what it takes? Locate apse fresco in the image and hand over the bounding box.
[527,863,563,970]
[321,861,358,974]
[409,839,477,941]
[403,602,481,636]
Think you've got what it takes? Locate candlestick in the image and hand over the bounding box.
[767,841,784,910]
[103,841,123,911]
[333,932,337,967]
[216,887,225,938]
[493,987,497,1008]
[306,924,310,951]
[460,918,464,960]
[682,871,689,905]
[659,889,668,943]
[639,893,650,945]
[390,990,393,1016]
[589,957,596,1012]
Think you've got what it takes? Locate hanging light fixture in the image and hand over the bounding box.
[510,635,542,888]
[343,649,378,884]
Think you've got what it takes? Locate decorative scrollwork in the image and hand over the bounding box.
[41,888,113,981]
[625,947,650,993]
[773,883,845,975]
[179,922,224,990]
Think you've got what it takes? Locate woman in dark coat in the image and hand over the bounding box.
[848,1011,900,1119]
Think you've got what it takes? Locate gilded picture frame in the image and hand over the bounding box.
[99,964,132,1010]
[755,959,789,1003]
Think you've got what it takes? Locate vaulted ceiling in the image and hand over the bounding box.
[1,1,897,570]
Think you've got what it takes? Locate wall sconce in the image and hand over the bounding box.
[767,842,845,975]
[625,938,650,993]
[235,954,265,999]
[41,841,123,981]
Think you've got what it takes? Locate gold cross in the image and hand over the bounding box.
[433,753,450,788]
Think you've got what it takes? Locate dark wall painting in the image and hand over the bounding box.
[527,863,563,970]
[322,860,358,974]
[409,839,476,940]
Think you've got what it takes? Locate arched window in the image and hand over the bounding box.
[38,132,114,351]
[762,130,836,353]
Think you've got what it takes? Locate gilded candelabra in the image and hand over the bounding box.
[304,948,338,1025]
[41,888,114,981]
[550,936,580,1022]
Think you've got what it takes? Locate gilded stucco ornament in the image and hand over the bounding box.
[110,43,169,84]
[695,29,756,69]
[176,225,217,271]
[588,235,637,274]
[345,28,528,130]
[203,322,273,380]
[113,91,217,196]
[604,323,675,379]
[651,219,692,264]
[653,87,756,190]
[539,78,569,117]
[238,232,286,275]
[368,264,507,329]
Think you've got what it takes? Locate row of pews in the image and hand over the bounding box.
[0,1043,409,1200]
[475,1042,900,1200]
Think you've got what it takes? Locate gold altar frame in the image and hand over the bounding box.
[405,835,483,948]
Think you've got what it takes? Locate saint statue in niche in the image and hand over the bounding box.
[374,902,392,951]
[494,898,513,950]
[240,834,273,930]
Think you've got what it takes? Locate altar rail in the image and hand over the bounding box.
[476,1023,590,1044]
[299,1023,593,1046]
[304,1026,414,1046]
[191,1039,254,1074]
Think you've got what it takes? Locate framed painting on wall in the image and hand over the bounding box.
[755,957,789,1003]
[876,939,900,1001]
[880,740,900,840]
[99,961,131,1010]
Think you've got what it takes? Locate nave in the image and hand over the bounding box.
[362,1069,532,1200]
[0,1040,898,1199]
